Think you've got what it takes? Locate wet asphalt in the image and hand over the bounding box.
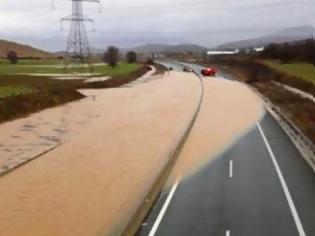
[137,61,315,236]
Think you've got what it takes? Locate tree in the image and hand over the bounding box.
[126,51,137,63]
[202,51,208,62]
[7,51,18,64]
[103,46,119,68]
[145,57,154,66]
[261,44,279,59]
[280,43,291,64]
[304,39,315,65]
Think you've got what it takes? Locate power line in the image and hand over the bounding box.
[61,0,100,72]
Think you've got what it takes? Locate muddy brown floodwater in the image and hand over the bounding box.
[167,77,264,185]
[0,72,201,236]
[0,72,264,236]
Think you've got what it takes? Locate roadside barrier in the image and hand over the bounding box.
[267,104,315,172]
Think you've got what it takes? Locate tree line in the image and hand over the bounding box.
[4,47,139,66]
[103,46,138,67]
[261,38,315,65]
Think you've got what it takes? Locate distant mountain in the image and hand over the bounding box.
[216,26,315,50]
[124,44,208,54]
[0,39,53,58]
[78,44,208,56]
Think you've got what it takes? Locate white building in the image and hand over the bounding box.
[206,49,239,56]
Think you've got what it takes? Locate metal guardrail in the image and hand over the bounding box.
[267,103,315,171]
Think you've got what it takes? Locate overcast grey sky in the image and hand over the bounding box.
[0,0,314,51]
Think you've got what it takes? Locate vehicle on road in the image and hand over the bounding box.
[183,66,193,73]
[201,67,216,77]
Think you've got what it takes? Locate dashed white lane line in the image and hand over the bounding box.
[229,160,233,178]
[148,180,180,236]
[226,230,231,236]
[257,123,306,236]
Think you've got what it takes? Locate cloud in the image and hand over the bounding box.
[0,0,314,51]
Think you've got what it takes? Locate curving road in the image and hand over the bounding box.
[137,61,315,236]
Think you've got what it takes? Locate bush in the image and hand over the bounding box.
[145,58,154,66]
[126,51,137,63]
[103,46,119,68]
[7,51,18,64]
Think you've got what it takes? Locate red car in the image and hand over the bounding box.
[201,67,216,77]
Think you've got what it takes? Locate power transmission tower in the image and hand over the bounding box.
[61,0,100,72]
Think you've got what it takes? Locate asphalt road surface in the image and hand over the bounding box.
[158,61,204,76]
[158,60,233,80]
[138,62,315,236]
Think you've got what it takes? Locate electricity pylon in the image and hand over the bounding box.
[61,0,100,72]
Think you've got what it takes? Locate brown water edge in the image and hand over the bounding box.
[165,77,265,187]
[0,71,201,236]
[168,112,265,187]
[122,72,204,236]
[0,66,149,125]
[0,66,154,176]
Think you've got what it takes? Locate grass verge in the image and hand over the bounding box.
[0,89,84,123]
[255,82,315,143]
[262,60,315,84]
[210,59,315,144]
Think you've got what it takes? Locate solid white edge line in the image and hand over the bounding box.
[226,230,231,236]
[148,180,179,236]
[229,160,233,178]
[257,123,306,236]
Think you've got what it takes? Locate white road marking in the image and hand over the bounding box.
[148,180,180,236]
[226,230,231,236]
[229,160,233,178]
[257,123,306,236]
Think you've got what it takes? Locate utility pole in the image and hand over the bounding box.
[61,0,100,72]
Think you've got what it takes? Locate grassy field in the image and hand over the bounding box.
[0,59,63,65]
[0,62,142,99]
[93,63,141,76]
[262,60,315,83]
[0,64,148,123]
[0,61,140,76]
